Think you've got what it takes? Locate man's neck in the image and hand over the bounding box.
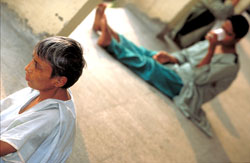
[38,88,70,102]
[215,44,236,54]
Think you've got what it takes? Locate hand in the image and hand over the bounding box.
[197,31,217,67]
[153,51,178,64]
[205,31,219,47]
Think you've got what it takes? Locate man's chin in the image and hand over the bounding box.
[26,81,33,88]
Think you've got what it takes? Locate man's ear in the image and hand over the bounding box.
[54,76,68,88]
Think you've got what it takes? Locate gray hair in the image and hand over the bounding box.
[34,36,86,88]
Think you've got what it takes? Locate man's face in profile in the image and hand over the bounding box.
[25,53,58,91]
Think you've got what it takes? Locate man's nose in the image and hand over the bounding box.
[25,62,32,73]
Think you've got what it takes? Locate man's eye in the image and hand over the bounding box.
[32,60,38,68]
[33,60,36,66]
[225,30,233,36]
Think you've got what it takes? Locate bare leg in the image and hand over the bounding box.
[108,25,120,42]
[97,15,112,47]
[93,3,107,32]
[94,3,120,43]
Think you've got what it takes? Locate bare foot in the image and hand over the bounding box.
[97,15,112,47]
[93,3,107,32]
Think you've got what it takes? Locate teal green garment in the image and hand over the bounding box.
[105,34,183,99]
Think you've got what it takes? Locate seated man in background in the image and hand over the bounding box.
[158,0,240,48]
[93,4,249,136]
[0,36,86,162]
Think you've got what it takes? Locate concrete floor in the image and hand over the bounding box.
[1,3,250,163]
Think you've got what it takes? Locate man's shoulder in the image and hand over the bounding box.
[36,97,76,120]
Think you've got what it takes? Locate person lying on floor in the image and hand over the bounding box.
[93,4,249,137]
[0,36,86,162]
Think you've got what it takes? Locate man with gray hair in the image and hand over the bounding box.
[0,36,86,162]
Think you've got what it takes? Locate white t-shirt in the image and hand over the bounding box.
[0,87,76,163]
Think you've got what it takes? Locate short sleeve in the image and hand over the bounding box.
[0,109,59,162]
